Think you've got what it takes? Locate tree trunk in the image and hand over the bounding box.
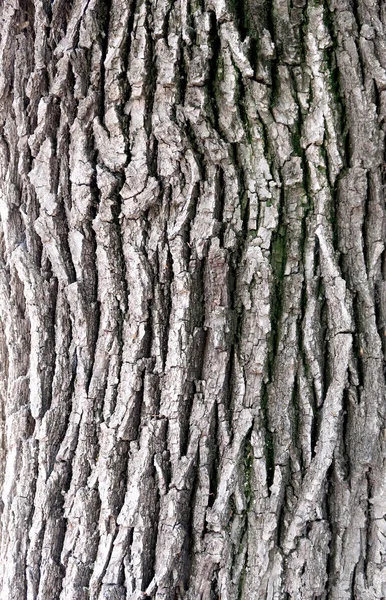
[0,0,385,598]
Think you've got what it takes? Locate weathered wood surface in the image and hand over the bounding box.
[0,0,385,598]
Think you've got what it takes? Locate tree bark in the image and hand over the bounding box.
[0,0,385,598]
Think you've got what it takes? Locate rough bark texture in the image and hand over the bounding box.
[0,0,386,598]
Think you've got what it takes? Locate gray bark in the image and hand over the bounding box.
[0,0,385,598]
